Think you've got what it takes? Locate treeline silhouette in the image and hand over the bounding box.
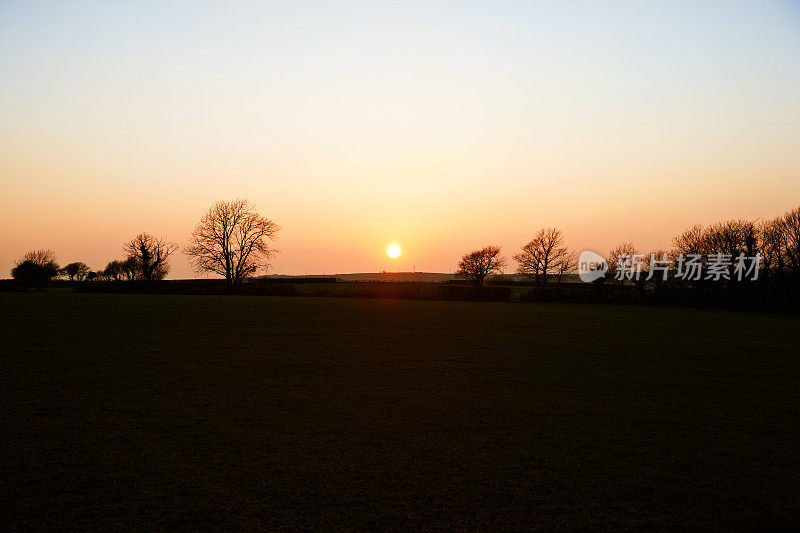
[7,200,800,311]
[454,204,800,311]
[9,199,277,288]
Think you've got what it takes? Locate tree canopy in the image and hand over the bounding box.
[185,199,280,286]
[62,261,90,281]
[456,246,506,289]
[11,249,60,288]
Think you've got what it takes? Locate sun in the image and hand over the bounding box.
[386,244,402,258]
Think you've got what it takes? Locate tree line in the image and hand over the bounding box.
[11,199,279,288]
[11,199,800,302]
[455,204,800,292]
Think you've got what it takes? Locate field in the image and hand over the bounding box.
[1,291,799,529]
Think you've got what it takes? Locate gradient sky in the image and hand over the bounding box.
[2,0,799,277]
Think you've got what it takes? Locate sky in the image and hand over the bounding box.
[1,0,799,277]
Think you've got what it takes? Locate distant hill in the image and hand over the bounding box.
[264,272,457,283]
[262,272,574,283]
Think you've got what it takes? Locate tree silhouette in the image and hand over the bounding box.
[120,257,138,280]
[607,242,639,282]
[103,260,123,281]
[759,217,787,279]
[781,206,800,275]
[185,199,280,286]
[672,224,709,258]
[514,228,572,286]
[62,261,90,281]
[124,233,177,281]
[556,249,577,283]
[456,246,506,295]
[11,249,60,288]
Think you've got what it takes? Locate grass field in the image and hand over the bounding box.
[1,291,799,529]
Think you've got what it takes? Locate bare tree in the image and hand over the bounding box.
[20,249,59,269]
[671,220,758,283]
[62,261,90,281]
[185,199,280,286]
[607,242,639,281]
[705,220,758,259]
[513,228,572,286]
[758,217,786,279]
[674,220,757,258]
[124,233,177,281]
[556,249,577,283]
[456,245,506,294]
[672,224,708,257]
[781,206,800,275]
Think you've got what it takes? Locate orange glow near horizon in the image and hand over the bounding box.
[1,2,800,278]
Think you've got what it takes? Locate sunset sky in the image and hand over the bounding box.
[1,1,799,278]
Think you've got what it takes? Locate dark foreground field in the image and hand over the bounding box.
[1,292,799,529]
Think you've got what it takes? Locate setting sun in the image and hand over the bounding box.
[386,244,401,259]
